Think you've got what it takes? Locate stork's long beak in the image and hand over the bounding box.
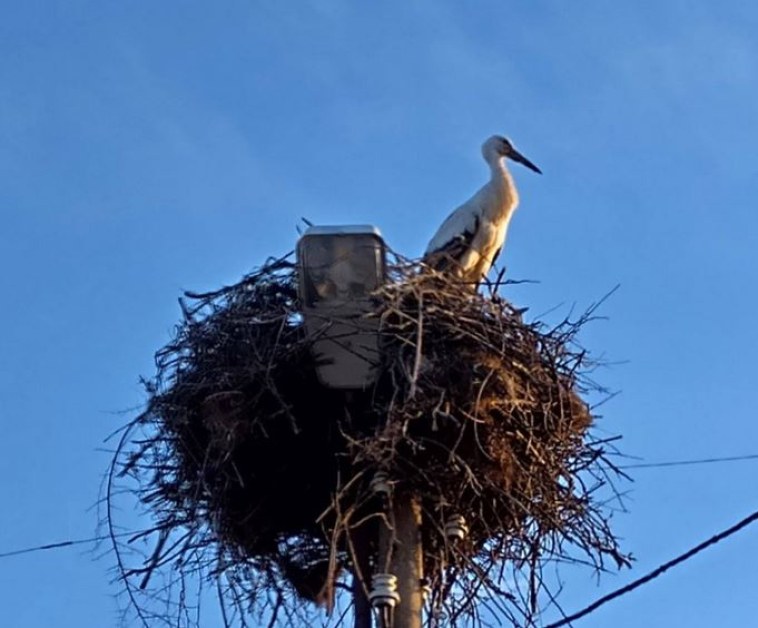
[508,149,542,174]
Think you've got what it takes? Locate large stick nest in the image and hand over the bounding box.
[108,254,629,627]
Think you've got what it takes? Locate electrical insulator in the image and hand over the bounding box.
[369,572,401,610]
[444,514,469,542]
[369,471,392,497]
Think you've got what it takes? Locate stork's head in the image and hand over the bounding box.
[482,135,542,174]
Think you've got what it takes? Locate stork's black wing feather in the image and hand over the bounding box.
[424,216,479,270]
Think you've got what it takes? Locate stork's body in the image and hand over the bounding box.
[424,135,541,285]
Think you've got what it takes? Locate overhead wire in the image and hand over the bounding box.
[2,452,758,628]
[0,531,132,560]
[619,453,758,469]
[3,452,758,561]
[544,507,758,627]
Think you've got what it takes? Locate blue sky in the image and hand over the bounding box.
[2,1,758,626]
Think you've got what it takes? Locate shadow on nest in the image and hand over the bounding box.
[109,254,629,627]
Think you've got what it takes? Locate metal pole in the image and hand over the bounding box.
[352,524,373,628]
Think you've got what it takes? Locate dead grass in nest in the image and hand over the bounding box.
[107,254,629,628]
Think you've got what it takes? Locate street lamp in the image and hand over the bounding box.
[297,225,387,389]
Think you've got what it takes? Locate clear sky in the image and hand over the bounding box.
[2,1,758,626]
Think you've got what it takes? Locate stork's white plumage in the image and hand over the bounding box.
[424,135,541,285]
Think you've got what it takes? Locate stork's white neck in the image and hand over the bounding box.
[486,154,518,209]
[485,153,505,173]
[487,154,514,186]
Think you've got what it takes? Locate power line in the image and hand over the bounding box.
[544,507,758,628]
[620,453,758,469]
[3,507,758,628]
[0,532,130,560]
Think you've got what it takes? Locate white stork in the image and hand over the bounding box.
[423,135,541,285]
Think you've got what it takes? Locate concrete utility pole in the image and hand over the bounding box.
[377,492,423,628]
